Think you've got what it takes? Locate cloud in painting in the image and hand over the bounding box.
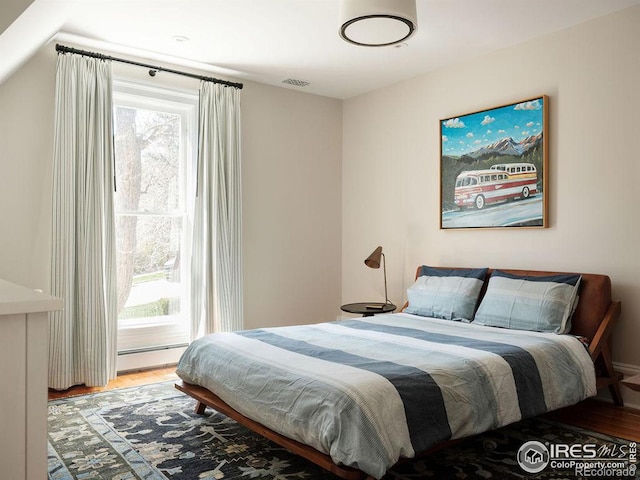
[443,118,466,128]
[514,99,542,111]
[481,115,495,126]
[466,132,474,138]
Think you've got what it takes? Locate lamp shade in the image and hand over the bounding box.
[339,0,417,47]
[364,246,383,269]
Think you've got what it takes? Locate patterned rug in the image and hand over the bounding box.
[47,381,636,480]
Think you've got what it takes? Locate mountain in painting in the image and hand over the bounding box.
[468,133,542,159]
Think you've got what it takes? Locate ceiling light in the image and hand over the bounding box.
[339,0,417,47]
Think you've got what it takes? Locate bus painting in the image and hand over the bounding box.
[454,163,537,210]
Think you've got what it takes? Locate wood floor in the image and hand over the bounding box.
[545,396,640,442]
[47,366,179,400]
[48,367,640,443]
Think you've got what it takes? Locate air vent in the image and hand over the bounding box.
[282,78,310,87]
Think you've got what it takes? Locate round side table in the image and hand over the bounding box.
[340,302,396,317]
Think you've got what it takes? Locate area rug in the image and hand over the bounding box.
[48,381,634,480]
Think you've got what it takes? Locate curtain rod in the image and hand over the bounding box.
[55,44,243,90]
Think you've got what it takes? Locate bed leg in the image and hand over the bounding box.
[195,401,207,415]
[590,302,624,406]
[603,347,624,406]
[609,383,624,407]
[600,343,624,406]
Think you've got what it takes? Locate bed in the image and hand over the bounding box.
[175,267,622,480]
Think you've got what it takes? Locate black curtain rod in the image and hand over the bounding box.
[55,44,243,90]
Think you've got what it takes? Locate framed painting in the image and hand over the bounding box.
[440,95,548,229]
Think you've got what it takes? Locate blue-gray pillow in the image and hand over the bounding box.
[473,270,582,333]
[405,267,488,321]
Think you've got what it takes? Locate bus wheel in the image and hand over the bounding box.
[521,186,530,199]
[475,195,485,210]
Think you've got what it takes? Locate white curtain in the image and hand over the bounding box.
[49,53,118,390]
[191,82,243,337]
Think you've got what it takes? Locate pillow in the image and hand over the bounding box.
[405,266,488,322]
[473,270,582,333]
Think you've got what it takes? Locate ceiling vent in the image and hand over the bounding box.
[282,78,310,88]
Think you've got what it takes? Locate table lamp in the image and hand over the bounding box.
[364,246,389,306]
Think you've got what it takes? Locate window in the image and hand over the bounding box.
[112,79,198,356]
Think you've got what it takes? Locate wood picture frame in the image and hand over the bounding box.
[440,95,548,229]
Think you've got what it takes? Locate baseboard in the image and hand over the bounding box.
[116,346,186,372]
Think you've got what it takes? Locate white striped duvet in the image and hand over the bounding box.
[176,313,596,479]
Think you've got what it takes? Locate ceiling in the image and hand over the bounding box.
[2,0,640,99]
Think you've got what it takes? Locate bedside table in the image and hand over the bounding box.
[341,302,396,317]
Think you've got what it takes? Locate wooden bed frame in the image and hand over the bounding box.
[175,381,461,480]
[175,268,623,480]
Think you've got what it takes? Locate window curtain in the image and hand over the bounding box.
[191,82,243,337]
[49,53,118,390]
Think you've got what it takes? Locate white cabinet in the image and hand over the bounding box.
[0,279,62,480]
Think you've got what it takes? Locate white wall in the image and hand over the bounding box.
[342,7,640,405]
[0,47,55,290]
[0,41,342,332]
[242,81,343,329]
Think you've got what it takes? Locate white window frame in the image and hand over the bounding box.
[112,78,198,360]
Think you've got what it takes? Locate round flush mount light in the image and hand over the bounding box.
[339,0,417,47]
